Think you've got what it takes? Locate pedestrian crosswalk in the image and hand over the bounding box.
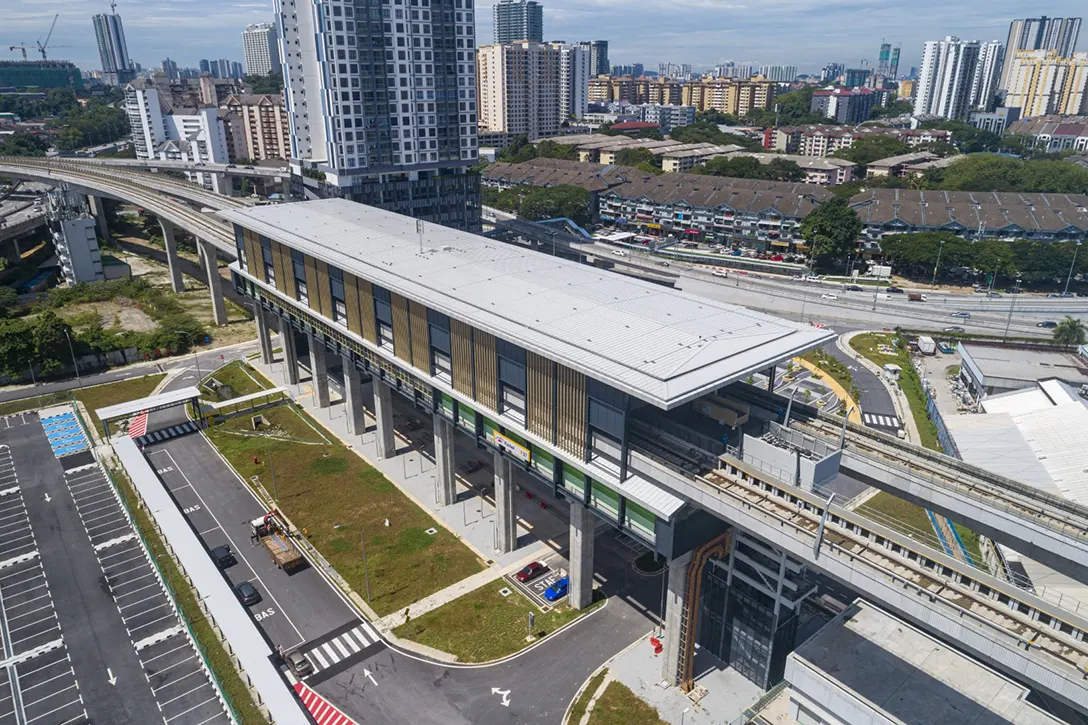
[135,420,199,447]
[293,681,358,725]
[297,621,384,681]
[863,412,901,430]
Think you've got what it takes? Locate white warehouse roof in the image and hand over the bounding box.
[220,199,833,408]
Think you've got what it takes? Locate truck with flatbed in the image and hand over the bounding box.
[250,510,304,571]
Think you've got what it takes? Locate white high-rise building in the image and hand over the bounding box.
[243,23,280,77]
[1000,16,1082,90]
[970,40,1004,111]
[492,0,543,44]
[1005,50,1088,117]
[92,10,133,85]
[757,65,798,82]
[915,37,982,120]
[477,42,560,141]
[551,42,590,121]
[275,0,480,230]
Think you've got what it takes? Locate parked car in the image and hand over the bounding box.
[950,311,972,319]
[712,268,729,278]
[887,286,904,294]
[211,545,235,569]
[944,326,966,333]
[612,249,628,257]
[821,293,838,301]
[515,562,547,583]
[284,650,313,677]
[1037,320,1058,328]
[544,577,570,602]
[235,581,261,606]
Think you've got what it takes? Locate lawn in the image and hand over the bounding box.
[393,583,604,663]
[800,349,860,402]
[205,410,485,616]
[569,669,609,725]
[216,403,329,444]
[203,360,270,401]
[858,491,937,540]
[0,391,69,418]
[106,465,267,724]
[587,681,668,725]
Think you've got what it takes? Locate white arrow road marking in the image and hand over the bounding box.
[491,688,511,707]
[107,668,117,686]
[363,668,378,687]
[43,493,51,503]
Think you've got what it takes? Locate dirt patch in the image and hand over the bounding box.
[53,300,157,333]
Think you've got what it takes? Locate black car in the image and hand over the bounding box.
[235,581,261,606]
[212,545,235,569]
[887,286,904,293]
[1037,320,1058,328]
[844,284,862,292]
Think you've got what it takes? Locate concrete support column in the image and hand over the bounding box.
[254,307,274,365]
[373,381,396,459]
[280,320,300,385]
[661,550,694,686]
[198,239,228,326]
[434,415,457,506]
[87,195,108,240]
[494,452,517,553]
[766,365,776,392]
[569,501,595,609]
[159,219,184,293]
[342,355,366,436]
[308,336,330,408]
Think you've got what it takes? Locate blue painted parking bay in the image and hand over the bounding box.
[40,408,90,458]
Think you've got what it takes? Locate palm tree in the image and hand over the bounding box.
[1053,316,1087,346]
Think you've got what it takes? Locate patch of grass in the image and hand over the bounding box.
[569,669,608,725]
[587,681,668,725]
[801,349,860,402]
[859,491,936,540]
[0,392,69,418]
[74,373,167,438]
[203,361,269,401]
[205,409,484,616]
[954,523,987,569]
[849,332,940,451]
[216,403,327,444]
[106,465,267,724]
[394,583,604,662]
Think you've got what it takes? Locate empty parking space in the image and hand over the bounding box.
[12,647,85,725]
[60,463,230,725]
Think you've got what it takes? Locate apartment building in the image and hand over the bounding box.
[222,94,290,161]
[810,87,877,124]
[276,0,480,231]
[581,41,609,77]
[1000,16,1082,90]
[1004,51,1088,117]
[680,78,776,117]
[771,124,953,157]
[242,23,280,77]
[550,42,590,121]
[916,36,984,120]
[477,42,561,141]
[492,0,543,43]
[1005,114,1088,152]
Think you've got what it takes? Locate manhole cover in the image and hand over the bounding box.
[499,587,512,597]
[424,527,437,536]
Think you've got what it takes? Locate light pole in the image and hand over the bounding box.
[1064,241,1082,296]
[931,240,945,289]
[987,259,1000,296]
[63,329,82,389]
[1003,277,1021,343]
[267,436,278,501]
[360,530,372,602]
[172,329,201,382]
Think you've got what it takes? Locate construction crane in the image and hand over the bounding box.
[8,45,29,61]
[36,14,59,60]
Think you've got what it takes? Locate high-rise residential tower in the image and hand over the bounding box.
[551,42,590,121]
[242,22,281,77]
[276,0,480,231]
[492,0,543,43]
[1004,50,1088,117]
[915,36,984,120]
[1000,16,1081,89]
[92,7,134,85]
[477,42,560,140]
[581,40,609,77]
[971,40,1004,112]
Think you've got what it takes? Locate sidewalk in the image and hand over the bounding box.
[248,346,569,623]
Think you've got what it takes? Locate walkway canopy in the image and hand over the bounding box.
[95,386,202,437]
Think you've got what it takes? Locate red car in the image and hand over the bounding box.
[515,562,547,583]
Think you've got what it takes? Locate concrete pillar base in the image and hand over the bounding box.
[88,195,108,241]
[494,452,517,554]
[434,415,456,506]
[308,337,330,408]
[159,219,184,293]
[661,550,694,686]
[281,321,300,385]
[569,501,595,609]
[343,355,366,436]
[373,381,396,459]
[255,307,274,365]
[198,239,227,326]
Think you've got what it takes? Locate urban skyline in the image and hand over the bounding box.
[6,0,1086,79]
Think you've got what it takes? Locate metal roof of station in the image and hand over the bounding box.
[220,199,834,409]
[95,386,201,422]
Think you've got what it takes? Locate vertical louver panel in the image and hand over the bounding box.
[527,351,555,443]
[450,319,474,397]
[244,230,264,283]
[390,293,412,363]
[556,364,587,459]
[315,260,332,318]
[344,272,362,336]
[270,242,288,295]
[278,243,296,299]
[358,278,377,344]
[304,255,321,315]
[473,329,498,411]
[409,300,430,373]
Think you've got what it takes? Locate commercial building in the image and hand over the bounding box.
[876,41,901,79]
[46,190,105,286]
[843,68,870,88]
[744,600,1065,725]
[92,10,134,86]
[222,94,290,161]
[581,41,609,78]
[551,42,590,121]
[819,63,844,83]
[958,344,1088,398]
[1003,51,1088,117]
[275,0,480,231]
[809,87,877,124]
[1005,114,1088,152]
[969,105,1021,134]
[1000,16,1082,90]
[477,42,560,141]
[0,61,84,90]
[160,58,178,80]
[242,23,280,77]
[915,36,1001,120]
[492,0,543,43]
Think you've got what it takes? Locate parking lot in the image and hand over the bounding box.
[0,412,231,725]
[505,553,568,610]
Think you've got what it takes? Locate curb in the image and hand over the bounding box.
[561,632,652,725]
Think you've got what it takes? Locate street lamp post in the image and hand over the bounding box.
[1064,241,1082,297]
[1003,278,1022,343]
[931,240,945,289]
[63,329,82,389]
[172,330,201,382]
[267,436,278,501]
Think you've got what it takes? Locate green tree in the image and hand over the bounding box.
[54,127,85,151]
[535,140,577,160]
[669,122,764,151]
[0,134,49,156]
[245,72,284,94]
[799,197,862,267]
[33,310,73,374]
[1053,316,1087,346]
[692,155,802,182]
[499,135,536,163]
[0,287,17,318]
[0,318,33,378]
[920,120,1001,153]
[614,147,657,167]
[869,100,913,119]
[832,136,911,166]
[516,185,592,226]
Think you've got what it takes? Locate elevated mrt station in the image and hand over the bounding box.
[220,199,1088,713]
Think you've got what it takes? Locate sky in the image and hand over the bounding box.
[4,0,1085,76]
